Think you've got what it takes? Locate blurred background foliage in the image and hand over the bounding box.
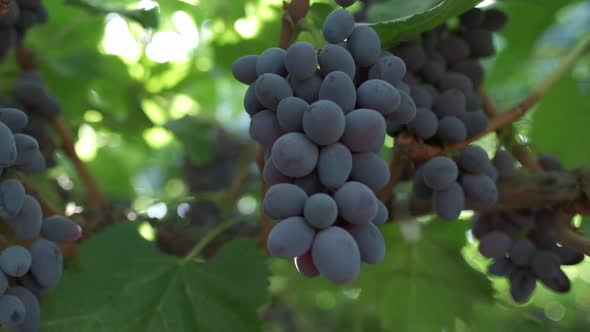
[9,0,590,331]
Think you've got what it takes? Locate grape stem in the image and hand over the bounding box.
[556,222,590,256]
[378,133,413,204]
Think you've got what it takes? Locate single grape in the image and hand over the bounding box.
[7,287,40,332]
[341,109,386,153]
[460,110,489,138]
[347,26,381,67]
[460,8,485,28]
[437,35,470,64]
[539,269,571,293]
[318,44,356,79]
[437,116,467,144]
[271,132,318,177]
[391,42,426,72]
[509,269,537,303]
[290,73,322,103]
[0,121,16,167]
[419,59,446,84]
[276,97,308,133]
[263,183,308,220]
[356,79,401,115]
[267,216,315,258]
[30,239,63,288]
[462,29,494,58]
[433,182,465,220]
[0,179,26,218]
[256,47,287,76]
[350,152,390,191]
[368,55,407,85]
[345,222,386,264]
[509,239,537,266]
[433,89,466,118]
[437,72,473,95]
[319,71,357,113]
[451,60,484,88]
[304,193,338,229]
[457,145,490,174]
[41,216,83,243]
[232,54,258,84]
[421,156,459,190]
[0,108,28,132]
[478,230,512,258]
[480,9,508,31]
[317,143,352,190]
[553,246,584,265]
[249,110,284,149]
[7,195,42,241]
[294,251,319,278]
[531,251,562,278]
[243,84,264,117]
[461,173,498,206]
[322,9,355,44]
[334,182,379,224]
[0,246,31,277]
[371,200,388,226]
[492,149,514,180]
[303,100,345,145]
[488,257,514,277]
[286,42,318,81]
[254,73,293,110]
[312,226,361,284]
[386,90,417,125]
[0,295,25,327]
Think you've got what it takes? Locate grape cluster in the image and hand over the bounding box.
[232,1,419,283]
[413,145,499,220]
[0,0,48,61]
[473,153,585,303]
[0,107,81,330]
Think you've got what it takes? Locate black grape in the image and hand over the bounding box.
[460,8,485,28]
[478,230,512,258]
[462,29,494,58]
[15,149,45,174]
[451,60,484,88]
[471,213,493,240]
[293,172,324,195]
[457,145,490,174]
[510,269,536,303]
[433,89,466,118]
[347,26,381,67]
[303,100,345,145]
[0,295,25,327]
[368,55,407,85]
[346,222,386,264]
[30,239,63,288]
[0,121,16,167]
[531,251,562,278]
[391,42,426,72]
[256,47,287,76]
[319,44,356,79]
[0,179,26,217]
[386,90,417,125]
[304,193,338,229]
[481,9,508,32]
[540,269,571,293]
[437,72,474,95]
[319,71,357,113]
[276,96,308,133]
[419,59,446,84]
[421,156,459,190]
[356,79,401,115]
[0,246,31,277]
[465,92,482,111]
[334,181,378,224]
[317,143,352,190]
[41,216,83,243]
[0,108,28,132]
[294,251,319,278]
[7,195,42,241]
[267,216,315,258]
[437,116,467,144]
[509,239,537,266]
[372,200,388,225]
[271,132,318,177]
[232,54,258,84]
[7,287,40,332]
[406,108,438,139]
[488,257,514,277]
[461,173,498,206]
[341,109,386,153]
[410,85,433,108]
[243,84,264,117]
[254,73,293,110]
[437,35,470,64]
[492,149,514,180]
[263,183,308,220]
[395,81,410,94]
[322,9,355,44]
[553,246,584,265]
[263,158,292,185]
[312,226,361,284]
[538,154,564,171]
[286,42,318,80]
[335,0,356,7]
[433,181,464,220]
[0,271,6,294]
[249,110,284,149]
[350,152,390,191]
[290,73,322,103]
[460,110,489,137]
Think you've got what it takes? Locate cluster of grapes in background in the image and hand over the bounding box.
[0,107,81,331]
[232,0,427,283]
[473,153,585,303]
[0,0,47,60]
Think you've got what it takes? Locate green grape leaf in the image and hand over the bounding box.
[41,223,269,332]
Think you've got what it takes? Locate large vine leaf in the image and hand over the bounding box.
[41,223,269,332]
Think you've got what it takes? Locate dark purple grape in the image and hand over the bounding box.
[356,79,401,116]
[481,9,508,32]
[433,89,466,118]
[0,246,31,277]
[319,71,357,113]
[407,108,438,139]
[0,179,25,218]
[290,73,322,103]
[553,246,584,265]
[41,216,83,243]
[267,216,315,258]
[410,85,433,108]
[350,152,390,191]
[303,100,345,145]
[256,47,287,76]
[412,168,433,203]
[462,29,494,58]
[437,116,467,144]
[0,121,16,167]
[323,9,355,44]
[510,269,536,303]
[294,251,319,278]
[509,240,537,266]
[304,193,338,229]
[433,182,464,220]
[312,226,361,284]
[391,42,426,72]
[420,59,446,84]
[345,222,386,264]
[460,110,489,137]
[276,97,308,133]
[460,8,485,28]
[319,44,356,79]
[421,156,459,190]
[243,84,264,116]
[232,54,258,84]
[371,200,388,225]
[386,90,416,125]
[437,35,470,64]
[451,60,484,89]
[478,230,512,258]
[7,195,42,241]
[347,26,381,67]
[368,55,407,85]
[286,42,318,80]
[0,108,28,132]
[263,183,308,219]
[271,132,318,177]
[457,145,490,173]
[539,269,571,293]
[249,110,283,149]
[483,162,499,182]
[471,213,493,240]
[460,173,498,206]
[334,182,378,224]
[538,154,564,171]
[293,172,323,195]
[531,251,562,278]
[254,73,293,110]
[342,109,386,153]
[465,93,482,111]
[30,239,63,288]
[335,0,356,7]
[488,257,514,276]
[0,294,25,327]
[7,287,39,331]
[317,143,352,190]
[438,72,474,95]
[493,149,515,180]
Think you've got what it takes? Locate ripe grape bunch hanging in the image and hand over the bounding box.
[233,0,590,305]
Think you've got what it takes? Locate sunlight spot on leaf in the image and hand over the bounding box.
[315,291,337,310]
[544,302,566,322]
[146,32,190,63]
[238,195,258,215]
[172,11,200,49]
[476,0,495,8]
[143,127,174,148]
[234,17,260,39]
[102,14,141,61]
[147,202,168,219]
[75,124,99,161]
[138,222,156,242]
